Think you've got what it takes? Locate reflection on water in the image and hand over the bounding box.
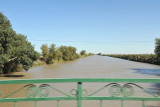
[131,68,160,76]
[147,83,160,95]
[0,75,24,77]
[1,55,160,107]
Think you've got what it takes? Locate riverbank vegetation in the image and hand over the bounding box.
[103,38,160,65]
[0,12,40,74]
[41,44,93,64]
[104,54,159,65]
[80,50,93,57]
[0,12,93,74]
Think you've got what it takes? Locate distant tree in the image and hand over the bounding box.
[88,53,94,56]
[41,44,49,60]
[45,44,56,64]
[0,12,39,73]
[80,50,86,56]
[59,46,78,61]
[155,38,160,56]
[97,53,102,55]
[41,44,79,63]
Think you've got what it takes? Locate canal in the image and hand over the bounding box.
[1,55,160,107]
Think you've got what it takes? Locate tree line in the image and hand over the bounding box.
[0,12,93,74]
[103,38,160,65]
[41,44,79,64]
[41,44,94,64]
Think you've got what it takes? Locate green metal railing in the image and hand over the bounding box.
[0,78,160,107]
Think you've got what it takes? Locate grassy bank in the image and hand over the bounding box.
[32,60,46,67]
[103,54,160,65]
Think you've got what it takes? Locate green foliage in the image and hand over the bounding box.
[32,60,46,68]
[102,39,160,65]
[41,44,79,64]
[58,46,79,61]
[155,38,160,57]
[49,44,56,54]
[46,54,54,64]
[80,50,86,56]
[0,12,39,74]
[41,44,49,60]
[104,54,160,65]
[88,53,94,56]
[55,49,63,61]
[45,44,56,64]
[97,53,102,55]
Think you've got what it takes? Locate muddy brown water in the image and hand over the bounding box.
[1,55,160,107]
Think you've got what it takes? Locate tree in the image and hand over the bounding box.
[88,53,94,56]
[0,13,15,55]
[154,38,160,64]
[0,12,39,74]
[49,44,56,59]
[155,38,160,56]
[80,50,86,56]
[55,49,63,61]
[41,44,49,60]
[49,44,56,54]
[97,53,102,55]
[59,46,79,61]
[45,44,57,64]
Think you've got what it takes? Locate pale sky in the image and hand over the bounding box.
[0,0,160,54]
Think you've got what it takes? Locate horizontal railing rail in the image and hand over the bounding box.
[1,78,160,84]
[0,78,160,107]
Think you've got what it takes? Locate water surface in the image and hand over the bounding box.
[1,55,160,107]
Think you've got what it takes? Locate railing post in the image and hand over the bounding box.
[121,100,124,107]
[14,102,17,107]
[77,82,82,107]
[35,101,37,107]
[57,100,60,107]
[100,100,103,107]
[142,101,146,107]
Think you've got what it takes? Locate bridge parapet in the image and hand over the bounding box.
[0,78,160,107]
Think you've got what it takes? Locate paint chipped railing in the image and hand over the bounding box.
[0,78,160,107]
